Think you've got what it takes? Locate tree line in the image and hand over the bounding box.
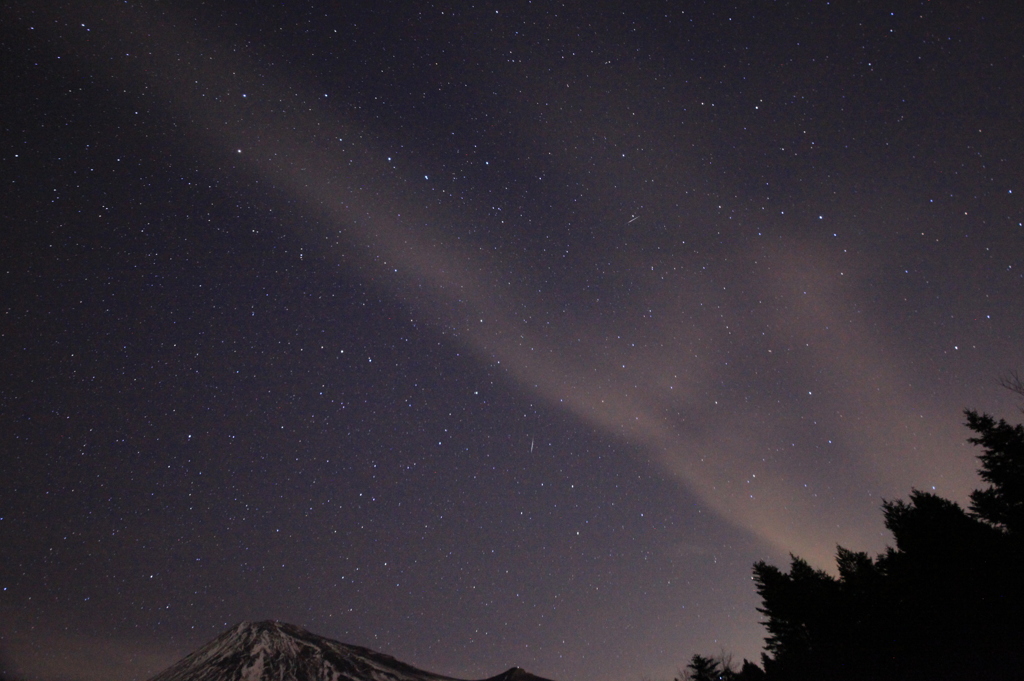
[681,406,1024,681]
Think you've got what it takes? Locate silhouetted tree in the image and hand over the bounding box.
[965,410,1024,535]
[737,660,765,681]
[753,557,847,680]
[682,653,732,681]
[681,653,763,681]
[683,654,719,681]
[748,408,1024,680]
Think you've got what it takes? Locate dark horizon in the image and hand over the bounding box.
[2,1,1022,680]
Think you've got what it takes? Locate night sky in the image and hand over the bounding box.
[2,2,1022,680]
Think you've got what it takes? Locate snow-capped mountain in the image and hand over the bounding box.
[148,620,557,681]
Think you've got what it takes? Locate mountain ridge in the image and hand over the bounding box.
[148,620,557,681]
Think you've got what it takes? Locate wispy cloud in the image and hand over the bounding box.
[45,1,975,571]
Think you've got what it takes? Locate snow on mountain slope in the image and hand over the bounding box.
[147,621,556,681]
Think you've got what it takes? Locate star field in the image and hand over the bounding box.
[1,2,1022,681]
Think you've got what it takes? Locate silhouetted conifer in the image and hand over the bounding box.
[737,660,765,681]
[683,654,722,681]
[746,408,1024,680]
[965,410,1024,535]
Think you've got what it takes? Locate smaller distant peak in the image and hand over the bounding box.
[485,667,556,681]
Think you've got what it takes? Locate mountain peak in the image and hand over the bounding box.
[148,622,557,681]
[484,668,556,681]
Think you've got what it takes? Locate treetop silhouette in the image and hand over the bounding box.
[689,407,1024,680]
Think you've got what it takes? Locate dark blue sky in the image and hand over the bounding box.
[2,2,1022,680]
